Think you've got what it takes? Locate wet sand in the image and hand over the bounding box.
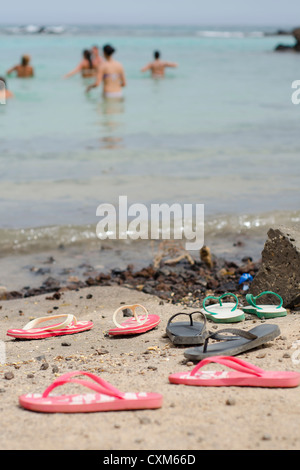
[1,284,300,451]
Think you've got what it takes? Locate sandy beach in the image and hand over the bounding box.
[1,283,300,451]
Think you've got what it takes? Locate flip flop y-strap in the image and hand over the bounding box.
[202,328,258,353]
[245,291,283,310]
[190,355,265,377]
[42,371,125,399]
[22,314,77,331]
[167,310,208,335]
[202,293,239,315]
[112,304,148,329]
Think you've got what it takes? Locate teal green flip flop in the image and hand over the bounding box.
[242,291,287,319]
[200,293,245,323]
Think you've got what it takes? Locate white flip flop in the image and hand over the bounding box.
[200,293,245,323]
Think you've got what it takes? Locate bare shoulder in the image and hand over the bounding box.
[114,60,125,71]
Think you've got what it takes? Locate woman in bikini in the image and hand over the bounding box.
[64,49,97,79]
[86,44,126,98]
[7,55,34,78]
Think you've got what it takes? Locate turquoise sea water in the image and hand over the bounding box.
[0,25,299,287]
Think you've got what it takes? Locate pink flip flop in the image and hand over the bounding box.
[108,304,160,336]
[7,314,93,340]
[19,370,163,413]
[169,355,300,388]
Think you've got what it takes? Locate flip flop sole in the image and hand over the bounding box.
[169,371,300,388]
[6,321,93,340]
[166,321,206,345]
[19,392,163,413]
[202,311,245,323]
[200,304,245,323]
[242,306,287,319]
[108,315,160,336]
[184,324,281,361]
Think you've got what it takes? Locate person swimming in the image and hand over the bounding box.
[64,49,97,79]
[141,51,178,78]
[91,45,103,69]
[0,77,14,101]
[6,55,34,78]
[86,44,126,98]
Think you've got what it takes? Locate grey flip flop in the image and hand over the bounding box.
[184,324,281,361]
[166,311,209,345]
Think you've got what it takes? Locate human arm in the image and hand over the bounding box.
[140,63,152,73]
[164,61,178,68]
[119,66,126,87]
[86,66,104,92]
[63,62,83,79]
[6,65,17,75]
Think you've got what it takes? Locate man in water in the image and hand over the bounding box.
[6,55,34,78]
[91,45,103,69]
[141,51,178,78]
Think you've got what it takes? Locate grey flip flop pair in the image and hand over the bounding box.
[166,311,281,361]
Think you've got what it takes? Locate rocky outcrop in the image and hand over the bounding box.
[275,27,300,52]
[250,226,300,310]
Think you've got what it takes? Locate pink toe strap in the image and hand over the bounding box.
[190,356,265,377]
[42,371,125,399]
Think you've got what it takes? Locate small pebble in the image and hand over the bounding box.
[36,355,46,361]
[256,352,266,359]
[4,372,14,380]
[225,397,236,406]
[40,362,49,370]
[139,417,151,425]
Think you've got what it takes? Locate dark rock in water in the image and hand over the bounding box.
[275,26,300,52]
[250,226,300,310]
[42,277,61,290]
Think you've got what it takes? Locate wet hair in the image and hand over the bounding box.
[0,77,7,87]
[154,51,160,59]
[103,44,116,57]
[83,49,93,69]
[21,55,30,66]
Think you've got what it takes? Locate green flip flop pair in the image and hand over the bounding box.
[201,291,287,323]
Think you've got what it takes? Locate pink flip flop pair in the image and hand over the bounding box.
[19,356,300,414]
[6,303,160,340]
[169,355,300,388]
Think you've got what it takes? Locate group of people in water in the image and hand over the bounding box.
[0,44,178,101]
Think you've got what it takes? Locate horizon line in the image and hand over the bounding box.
[0,22,298,27]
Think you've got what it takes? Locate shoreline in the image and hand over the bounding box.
[1,241,260,305]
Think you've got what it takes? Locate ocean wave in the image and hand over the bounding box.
[0,25,278,38]
[2,25,66,35]
[1,210,299,257]
[195,30,265,38]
